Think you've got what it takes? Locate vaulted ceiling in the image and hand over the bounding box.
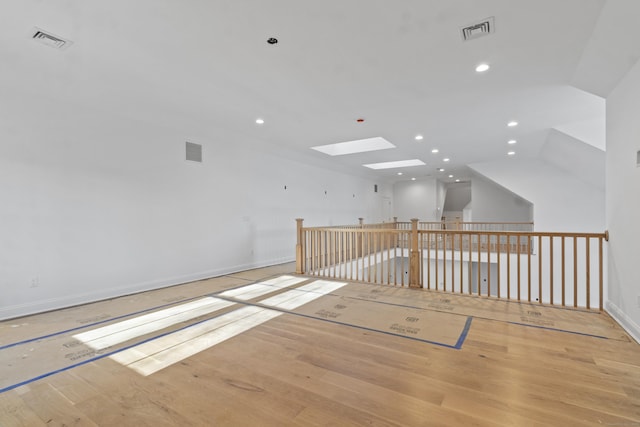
[2,0,638,183]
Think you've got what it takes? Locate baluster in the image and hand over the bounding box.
[497,233,501,299]
[517,235,521,301]
[586,237,591,310]
[573,236,578,308]
[561,236,565,306]
[527,235,532,302]
[538,235,542,305]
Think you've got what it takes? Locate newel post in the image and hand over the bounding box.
[409,218,422,288]
[295,218,304,274]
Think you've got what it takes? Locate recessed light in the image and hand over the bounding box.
[455,179,460,182]
[256,118,265,124]
[508,140,517,144]
[415,135,424,141]
[397,172,403,176]
[411,177,416,181]
[437,168,445,172]
[443,158,450,162]
[507,121,518,127]
[475,63,490,73]
[431,149,439,153]
[507,151,515,156]
[448,175,454,178]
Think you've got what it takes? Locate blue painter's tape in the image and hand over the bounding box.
[0,274,283,352]
[0,275,306,352]
[0,295,204,351]
[0,303,244,395]
[213,295,469,350]
[0,293,472,395]
[455,317,473,349]
[506,321,609,339]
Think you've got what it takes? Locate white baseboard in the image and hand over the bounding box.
[0,257,295,321]
[605,300,640,344]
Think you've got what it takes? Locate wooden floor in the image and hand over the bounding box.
[1,262,639,426]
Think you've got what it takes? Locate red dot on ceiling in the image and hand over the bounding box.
[356,118,365,123]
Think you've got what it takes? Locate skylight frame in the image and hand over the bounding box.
[363,159,426,170]
[311,137,395,156]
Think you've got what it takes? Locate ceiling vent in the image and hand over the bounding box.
[461,17,495,41]
[31,27,73,50]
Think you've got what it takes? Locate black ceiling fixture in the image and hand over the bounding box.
[267,37,278,45]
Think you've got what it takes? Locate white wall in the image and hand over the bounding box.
[470,174,533,223]
[443,182,471,213]
[435,180,447,221]
[469,158,604,232]
[0,103,388,320]
[393,178,438,222]
[605,56,640,343]
[541,128,605,191]
[462,202,472,222]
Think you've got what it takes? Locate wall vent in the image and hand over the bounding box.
[186,142,202,162]
[461,17,495,41]
[31,27,73,50]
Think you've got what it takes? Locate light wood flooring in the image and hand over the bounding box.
[1,262,639,426]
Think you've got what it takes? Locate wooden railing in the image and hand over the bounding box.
[295,218,608,310]
[396,221,534,232]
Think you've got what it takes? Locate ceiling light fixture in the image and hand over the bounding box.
[507,151,515,156]
[415,135,424,141]
[431,149,439,153]
[411,178,416,181]
[455,179,460,182]
[267,37,278,45]
[508,140,517,144]
[256,118,265,124]
[397,172,403,176]
[448,175,454,178]
[475,63,490,73]
[507,121,518,127]
[443,158,450,162]
[438,168,445,172]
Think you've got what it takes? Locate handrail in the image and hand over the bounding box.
[295,218,607,311]
[396,221,535,232]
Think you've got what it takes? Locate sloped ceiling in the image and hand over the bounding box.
[571,0,640,98]
[0,0,634,183]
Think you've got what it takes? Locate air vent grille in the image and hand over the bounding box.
[461,17,495,41]
[186,142,202,163]
[31,28,72,50]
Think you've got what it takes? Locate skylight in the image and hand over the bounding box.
[311,137,395,156]
[363,159,425,170]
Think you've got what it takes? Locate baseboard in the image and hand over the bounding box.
[0,257,295,321]
[605,300,640,344]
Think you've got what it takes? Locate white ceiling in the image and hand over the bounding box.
[1,0,637,183]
